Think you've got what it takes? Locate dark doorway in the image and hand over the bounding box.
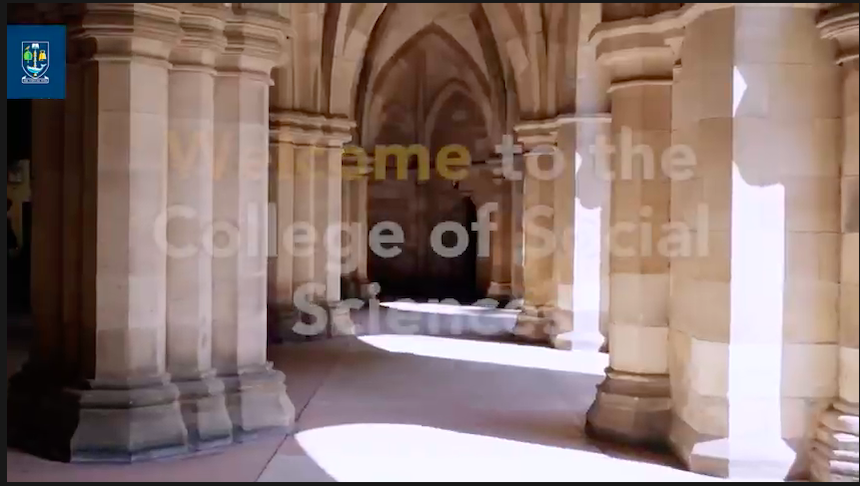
[8,99,33,317]
[369,176,482,302]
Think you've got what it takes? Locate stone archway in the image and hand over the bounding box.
[355,5,502,301]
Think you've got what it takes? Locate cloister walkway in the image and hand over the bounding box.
[7,305,719,482]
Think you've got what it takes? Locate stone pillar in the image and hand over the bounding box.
[212,7,294,439]
[269,128,305,339]
[487,164,514,302]
[668,6,842,479]
[573,115,614,352]
[321,145,344,303]
[354,165,372,297]
[667,27,687,423]
[342,151,373,300]
[550,117,578,348]
[165,4,232,450]
[510,168,525,303]
[341,166,354,295]
[812,4,859,482]
[553,114,613,352]
[586,32,674,445]
[269,111,354,340]
[511,184,525,307]
[69,3,188,461]
[62,36,84,378]
[512,121,561,342]
[312,150,332,302]
[569,2,613,352]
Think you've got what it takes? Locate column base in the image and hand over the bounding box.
[355,279,377,301]
[551,313,607,352]
[585,368,671,446]
[9,366,192,463]
[70,375,190,463]
[810,401,859,482]
[275,301,357,341]
[220,363,296,441]
[327,301,357,337]
[487,281,514,303]
[548,309,574,350]
[172,371,233,452]
[668,411,803,480]
[512,305,571,346]
[342,276,376,301]
[270,304,304,343]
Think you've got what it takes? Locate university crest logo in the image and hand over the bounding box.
[22,41,50,84]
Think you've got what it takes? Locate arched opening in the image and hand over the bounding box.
[358,8,501,303]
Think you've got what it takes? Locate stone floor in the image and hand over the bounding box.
[7,303,722,482]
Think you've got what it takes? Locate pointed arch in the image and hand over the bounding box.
[357,20,504,151]
[424,78,495,149]
[323,2,389,117]
[318,2,560,130]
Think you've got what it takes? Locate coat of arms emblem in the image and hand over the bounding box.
[22,41,50,84]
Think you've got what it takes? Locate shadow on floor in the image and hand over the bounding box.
[259,307,694,482]
[7,306,697,482]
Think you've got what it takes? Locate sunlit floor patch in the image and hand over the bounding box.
[358,334,608,376]
[260,424,723,482]
[380,301,520,317]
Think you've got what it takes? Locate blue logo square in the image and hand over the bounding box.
[7,25,66,99]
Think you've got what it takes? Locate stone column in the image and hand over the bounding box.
[812,4,859,482]
[269,111,354,340]
[570,2,613,352]
[69,3,188,461]
[354,165,372,297]
[342,151,373,300]
[586,32,674,445]
[318,132,355,335]
[551,114,613,352]
[571,115,614,352]
[510,165,525,303]
[269,126,306,339]
[512,121,562,342]
[321,145,344,304]
[341,166,354,295]
[487,163,514,302]
[62,36,84,378]
[550,117,578,348]
[668,6,842,479]
[165,4,232,450]
[212,8,294,438]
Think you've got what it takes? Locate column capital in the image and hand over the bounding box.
[66,3,183,63]
[271,110,355,147]
[514,118,559,150]
[818,3,859,65]
[663,27,686,74]
[589,2,693,86]
[217,8,288,78]
[555,112,613,125]
[171,4,228,70]
[595,32,675,88]
[514,112,613,150]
